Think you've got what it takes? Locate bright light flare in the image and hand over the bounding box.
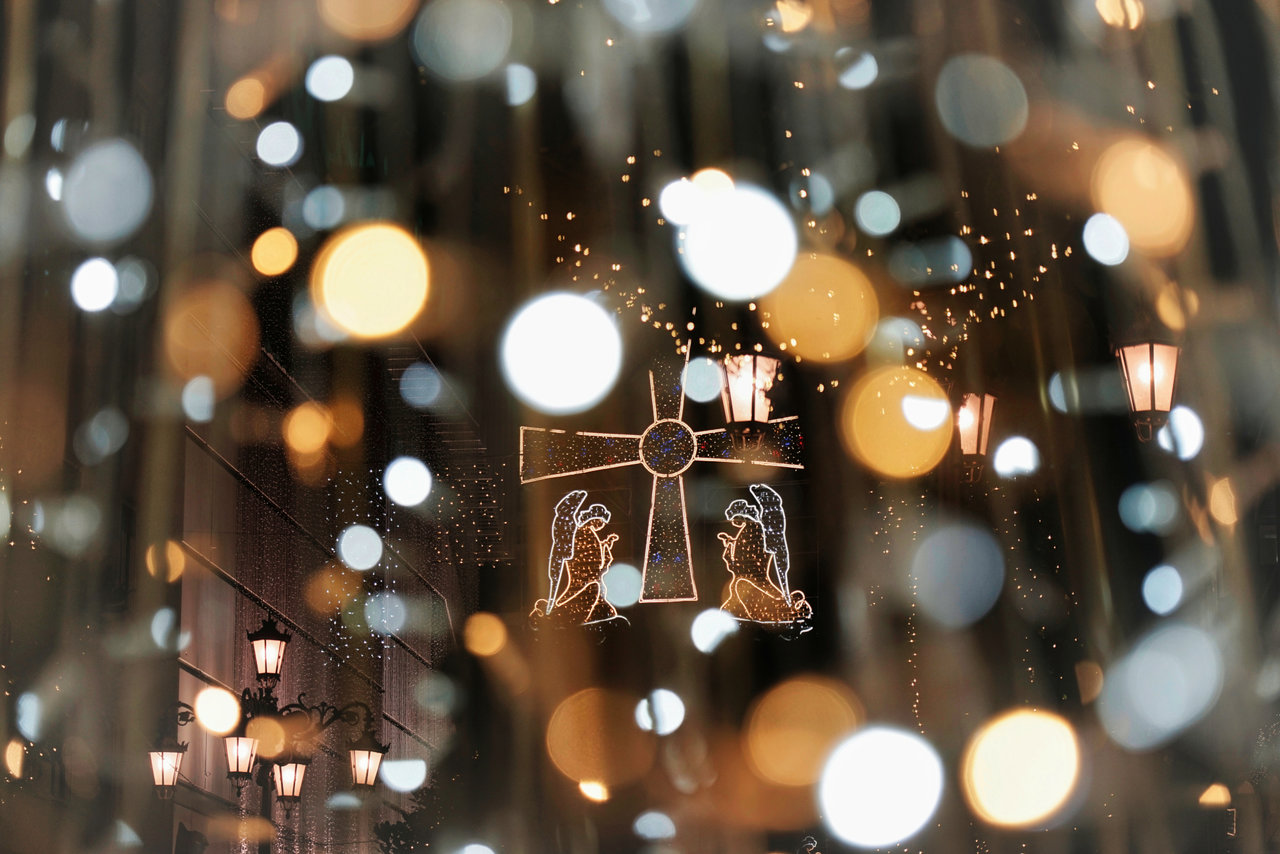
[961,709,1080,827]
[500,292,622,415]
[194,687,240,735]
[311,222,430,339]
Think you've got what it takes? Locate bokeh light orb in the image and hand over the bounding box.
[1082,213,1129,266]
[1118,481,1179,534]
[256,121,302,168]
[912,523,1004,628]
[546,688,656,786]
[1157,405,1204,460]
[500,292,622,414]
[337,524,383,570]
[1092,138,1192,257]
[993,436,1040,478]
[412,0,512,82]
[761,252,878,362]
[163,281,260,398]
[71,258,119,312]
[819,726,944,848]
[691,608,738,652]
[836,48,878,89]
[318,0,418,41]
[400,362,444,408]
[679,184,797,301]
[841,366,952,479]
[633,811,677,840]
[934,54,1028,147]
[383,456,433,506]
[306,55,355,102]
[311,222,429,339]
[961,709,1080,827]
[854,190,901,236]
[251,227,298,277]
[365,591,408,635]
[380,758,428,792]
[62,139,153,245]
[744,675,862,787]
[225,77,267,120]
[463,612,507,656]
[1142,564,1183,615]
[283,401,330,454]
[194,687,241,735]
[603,0,697,33]
[635,689,686,735]
[603,563,643,608]
[682,356,724,403]
[505,64,537,106]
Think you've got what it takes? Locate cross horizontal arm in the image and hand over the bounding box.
[520,427,643,483]
[694,417,805,469]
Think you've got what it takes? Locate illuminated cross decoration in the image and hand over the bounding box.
[520,352,804,602]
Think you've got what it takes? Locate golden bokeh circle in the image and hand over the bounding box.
[145,540,186,583]
[163,281,260,397]
[251,227,299,277]
[246,716,287,759]
[463,612,508,657]
[1092,138,1193,257]
[961,708,1080,828]
[225,77,266,119]
[744,675,863,787]
[840,366,953,479]
[761,253,878,362]
[545,688,656,787]
[283,402,331,455]
[304,563,363,615]
[310,222,430,339]
[318,0,419,41]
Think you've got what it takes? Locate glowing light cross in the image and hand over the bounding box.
[520,354,804,602]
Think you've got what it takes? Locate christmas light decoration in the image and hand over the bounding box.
[718,484,811,628]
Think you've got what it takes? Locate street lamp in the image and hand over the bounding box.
[246,618,291,684]
[721,351,780,450]
[272,754,310,812]
[1116,342,1179,441]
[957,393,996,483]
[149,702,195,799]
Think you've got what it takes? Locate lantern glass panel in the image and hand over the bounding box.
[149,750,183,788]
[251,637,287,679]
[721,354,778,425]
[224,736,259,775]
[957,393,996,455]
[349,748,384,787]
[1117,343,1179,414]
[273,761,308,799]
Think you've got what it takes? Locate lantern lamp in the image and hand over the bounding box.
[957,393,996,483]
[273,755,310,810]
[721,352,780,450]
[1116,342,1180,441]
[224,733,259,791]
[247,618,292,684]
[149,738,188,799]
[348,729,390,788]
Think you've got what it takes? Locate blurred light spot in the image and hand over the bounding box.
[311,222,429,339]
[635,689,685,735]
[1199,783,1231,807]
[244,716,285,759]
[867,317,925,366]
[401,362,444,408]
[4,739,23,778]
[365,591,408,635]
[412,0,512,81]
[1092,138,1192,257]
[45,167,63,201]
[761,253,878,362]
[1118,481,1179,534]
[836,48,879,89]
[1083,213,1129,266]
[71,258,119,312]
[993,436,1040,478]
[1096,0,1144,30]
[182,376,216,423]
[305,563,363,615]
[48,495,101,556]
[3,114,35,157]
[1209,477,1237,525]
[772,0,812,30]
[1048,372,1074,413]
[1142,564,1182,615]
[691,608,738,652]
[303,186,346,230]
[113,257,154,311]
[384,457,433,506]
[679,184,797,301]
[327,396,365,449]
[658,178,704,226]
[318,0,418,40]
[225,77,267,119]
[505,64,537,106]
[603,0,696,33]
[603,562,643,608]
[1075,661,1104,704]
[547,688,656,786]
[306,55,355,102]
[0,487,9,541]
[151,608,178,649]
[745,676,862,787]
[579,780,610,801]
[163,281,260,398]
[961,709,1079,827]
[74,406,129,464]
[887,236,972,287]
[414,672,458,715]
[855,190,901,236]
[682,357,723,403]
[50,118,70,152]
[819,726,943,847]
[464,612,507,656]
[194,687,240,735]
[16,693,41,741]
[841,366,952,479]
[501,292,622,414]
[1097,622,1222,750]
[790,172,835,215]
[256,121,302,168]
[461,845,496,854]
[912,523,1004,629]
[113,821,142,848]
[326,792,362,810]
[251,227,298,276]
[284,401,331,454]
[901,396,949,430]
[634,810,676,840]
[934,54,1028,147]
[146,541,186,582]
[1155,405,1203,460]
[380,758,428,792]
[338,524,383,570]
